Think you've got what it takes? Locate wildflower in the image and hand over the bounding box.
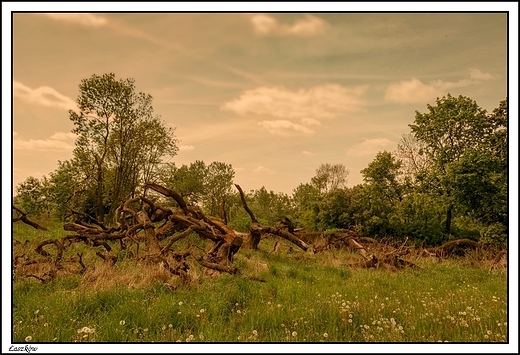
[178,301,183,306]
[292,331,297,337]
[34,310,40,315]
[199,334,204,340]
[323,333,328,338]
[168,324,173,329]
[119,320,126,326]
[200,309,205,314]
[44,323,48,327]
[277,304,282,308]
[162,325,166,331]
[25,336,32,342]
[77,326,95,334]
[143,328,148,332]
[186,334,194,342]
[236,310,241,314]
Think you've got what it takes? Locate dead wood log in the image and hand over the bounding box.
[234,184,258,223]
[35,239,63,262]
[12,205,48,231]
[194,256,240,275]
[160,227,195,255]
[67,209,108,230]
[257,226,308,252]
[96,252,117,266]
[425,239,482,257]
[235,184,308,251]
[145,182,188,214]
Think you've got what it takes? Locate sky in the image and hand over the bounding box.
[5,5,516,198]
[3,3,519,354]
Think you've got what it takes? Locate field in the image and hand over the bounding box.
[11,221,508,345]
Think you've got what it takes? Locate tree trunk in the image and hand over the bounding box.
[444,204,453,235]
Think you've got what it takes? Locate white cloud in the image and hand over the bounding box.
[223,84,367,120]
[258,120,314,136]
[14,81,77,111]
[179,145,195,151]
[347,138,395,157]
[385,69,496,104]
[254,166,276,174]
[302,150,318,156]
[250,14,328,37]
[13,131,75,151]
[469,68,495,80]
[301,118,321,126]
[44,13,107,27]
[49,132,77,140]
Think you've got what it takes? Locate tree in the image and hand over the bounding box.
[15,176,51,217]
[203,162,235,217]
[311,163,349,193]
[396,133,430,186]
[159,160,235,217]
[409,94,492,235]
[69,73,177,223]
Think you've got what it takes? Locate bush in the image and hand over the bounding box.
[479,223,507,249]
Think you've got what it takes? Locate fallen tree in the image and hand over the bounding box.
[15,183,247,283]
[234,184,308,251]
[12,205,48,231]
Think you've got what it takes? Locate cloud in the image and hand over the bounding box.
[301,118,321,126]
[179,145,195,151]
[14,81,77,110]
[44,13,107,27]
[223,84,367,120]
[385,69,496,104]
[13,131,76,151]
[258,120,314,136]
[302,150,318,156]
[254,166,276,174]
[49,132,77,140]
[250,14,328,36]
[347,138,395,157]
[469,68,495,80]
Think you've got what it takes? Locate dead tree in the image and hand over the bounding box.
[234,184,308,251]
[12,205,48,231]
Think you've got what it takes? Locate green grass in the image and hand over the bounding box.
[12,222,508,343]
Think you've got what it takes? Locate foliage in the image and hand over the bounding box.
[12,224,507,343]
[69,73,178,222]
[15,176,52,217]
[158,160,235,217]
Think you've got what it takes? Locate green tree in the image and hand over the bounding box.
[69,73,177,223]
[410,94,493,235]
[159,160,235,217]
[311,163,349,193]
[15,176,51,217]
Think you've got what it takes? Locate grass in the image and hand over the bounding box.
[11,221,508,343]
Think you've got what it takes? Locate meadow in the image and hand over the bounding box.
[12,221,508,343]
